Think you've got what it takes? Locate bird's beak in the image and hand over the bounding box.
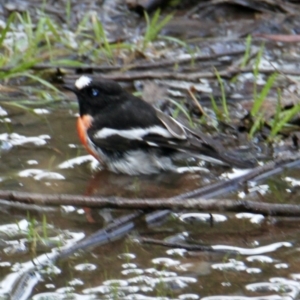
[63,84,77,93]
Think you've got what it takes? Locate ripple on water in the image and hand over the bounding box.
[74,263,97,271]
[179,213,227,223]
[18,169,65,180]
[212,242,292,255]
[246,255,274,263]
[0,133,50,146]
[236,212,265,224]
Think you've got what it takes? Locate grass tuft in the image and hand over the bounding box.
[142,9,173,51]
[251,73,278,117]
[91,13,113,61]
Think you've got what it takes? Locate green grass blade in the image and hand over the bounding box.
[7,60,40,74]
[66,0,71,28]
[214,67,229,120]
[45,17,60,40]
[271,88,282,134]
[249,114,264,138]
[7,72,59,91]
[75,12,91,35]
[91,14,112,58]
[143,9,173,50]
[210,94,221,120]
[241,35,252,68]
[50,59,84,67]
[270,104,300,137]
[0,12,16,46]
[253,44,264,101]
[168,98,194,127]
[251,73,277,116]
[159,35,187,47]
[42,214,48,239]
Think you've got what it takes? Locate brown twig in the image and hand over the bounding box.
[187,86,207,117]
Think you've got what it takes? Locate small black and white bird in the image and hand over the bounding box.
[65,75,255,175]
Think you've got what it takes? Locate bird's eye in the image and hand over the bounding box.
[90,88,99,97]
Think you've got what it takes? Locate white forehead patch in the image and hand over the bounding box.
[75,75,92,90]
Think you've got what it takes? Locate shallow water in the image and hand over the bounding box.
[1,0,300,298]
[1,103,300,300]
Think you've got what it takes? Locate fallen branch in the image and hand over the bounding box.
[8,49,245,73]
[185,0,298,18]
[137,237,239,254]
[63,66,300,83]
[1,153,300,215]
[1,196,300,216]
[59,210,145,258]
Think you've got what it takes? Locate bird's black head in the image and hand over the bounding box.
[64,76,124,117]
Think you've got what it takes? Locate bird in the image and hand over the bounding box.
[64,75,255,175]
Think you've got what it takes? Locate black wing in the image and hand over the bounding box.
[88,97,256,168]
